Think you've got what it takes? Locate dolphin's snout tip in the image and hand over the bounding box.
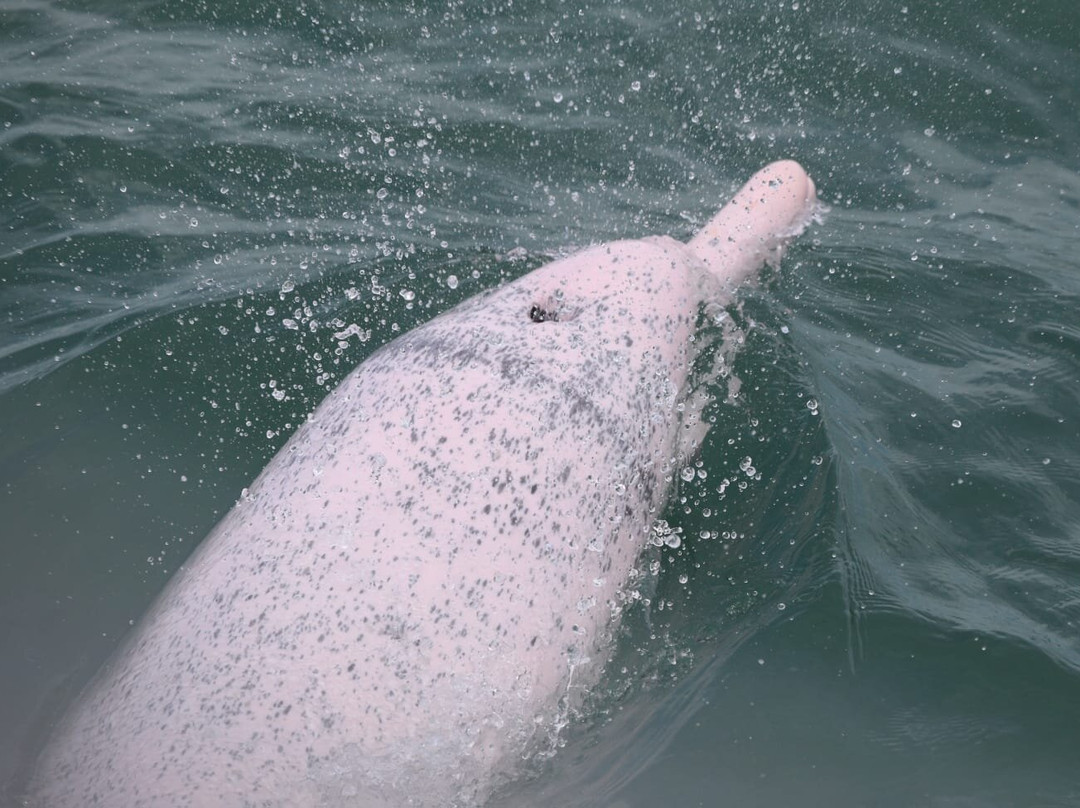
[757,159,818,226]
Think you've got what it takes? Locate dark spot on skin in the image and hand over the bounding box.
[528,305,557,323]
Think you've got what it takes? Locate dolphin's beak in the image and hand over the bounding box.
[688,160,820,285]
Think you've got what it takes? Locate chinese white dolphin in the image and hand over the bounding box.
[30,160,818,807]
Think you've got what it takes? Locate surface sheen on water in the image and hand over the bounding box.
[2,0,1080,805]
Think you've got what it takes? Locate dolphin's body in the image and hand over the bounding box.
[30,161,818,807]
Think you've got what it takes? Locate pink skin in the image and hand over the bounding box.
[30,161,817,808]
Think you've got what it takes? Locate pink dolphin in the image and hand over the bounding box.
[30,161,818,807]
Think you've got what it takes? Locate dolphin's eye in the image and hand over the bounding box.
[528,305,557,323]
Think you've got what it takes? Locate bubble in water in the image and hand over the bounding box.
[650,519,683,549]
[446,275,459,289]
[952,419,962,428]
[334,323,370,344]
[399,289,415,301]
[680,467,695,482]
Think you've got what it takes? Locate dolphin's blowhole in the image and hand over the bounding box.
[528,304,557,323]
